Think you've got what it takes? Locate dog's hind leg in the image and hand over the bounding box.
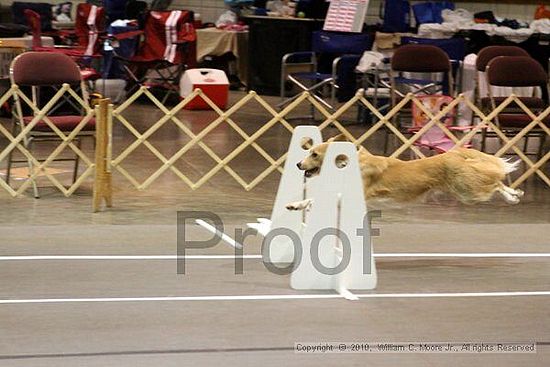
[496,184,521,204]
[500,183,524,198]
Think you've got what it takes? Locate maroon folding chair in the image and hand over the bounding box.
[7,52,96,197]
[485,56,549,159]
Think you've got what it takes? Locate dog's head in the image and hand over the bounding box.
[296,134,350,177]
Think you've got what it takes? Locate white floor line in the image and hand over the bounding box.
[0,255,261,260]
[1,291,549,305]
[1,253,550,261]
[377,253,550,258]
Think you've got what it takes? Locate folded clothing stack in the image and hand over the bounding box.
[418,8,544,43]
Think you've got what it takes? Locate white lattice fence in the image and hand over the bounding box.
[111,88,549,191]
[1,86,548,198]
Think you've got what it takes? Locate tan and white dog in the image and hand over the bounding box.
[287,134,523,210]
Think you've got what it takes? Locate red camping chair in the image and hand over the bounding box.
[115,10,197,103]
[24,6,104,82]
[74,3,106,56]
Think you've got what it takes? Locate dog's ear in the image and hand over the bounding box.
[327,133,349,143]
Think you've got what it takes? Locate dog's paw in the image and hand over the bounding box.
[286,199,313,211]
[504,195,521,205]
[499,187,522,204]
[285,203,300,211]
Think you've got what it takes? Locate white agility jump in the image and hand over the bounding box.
[248,126,377,297]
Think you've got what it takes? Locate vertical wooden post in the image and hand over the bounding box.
[93,98,113,212]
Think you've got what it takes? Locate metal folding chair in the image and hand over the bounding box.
[6,52,96,198]
[279,31,371,116]
[385,44,453,154]
[484,56,549,159]
[400,36,466,94]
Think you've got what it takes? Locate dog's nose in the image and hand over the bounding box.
[296,162,302,169]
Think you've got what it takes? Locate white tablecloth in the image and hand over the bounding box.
[196,28,248,85]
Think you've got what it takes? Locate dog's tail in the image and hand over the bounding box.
[500,158,521,174]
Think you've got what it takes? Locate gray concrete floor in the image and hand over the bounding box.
[0,91,549,366]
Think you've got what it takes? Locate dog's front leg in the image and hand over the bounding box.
[286,198,313,211]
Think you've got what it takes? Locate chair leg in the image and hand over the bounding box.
[160,84,179,105]
[25,136,39,199]
[277,91,304,109]
[5,121,18,185]
[151,64,184,105]
[10,119,39,197]
[278,75,334,120]
[122,63,144,97]
[161,90,170,105]
[330,80,336,109]
[523,135,529,154]
[6,148,13,185]
[383,128,390,155]
[280,64,286,104]
[538,133,546,161]
[310,83,315,121]
[480,129,487,152]
[73,138,82,184]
